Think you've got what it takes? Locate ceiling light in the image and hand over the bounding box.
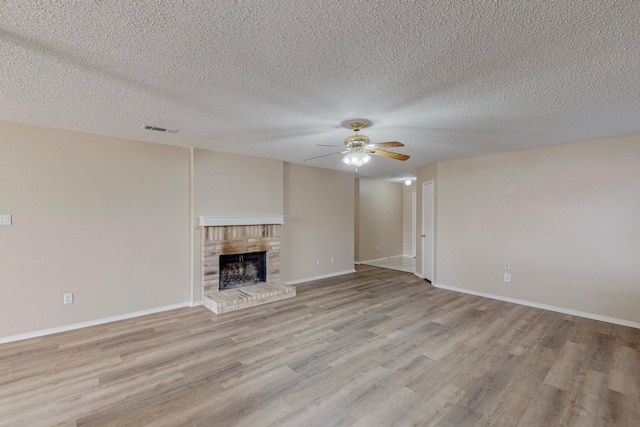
[343,151,371,168]
[342,122,373,171]
[404,179,412,186]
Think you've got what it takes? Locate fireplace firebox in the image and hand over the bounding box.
[219,251,266,290]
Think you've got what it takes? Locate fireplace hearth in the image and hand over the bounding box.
[200,216,296,314]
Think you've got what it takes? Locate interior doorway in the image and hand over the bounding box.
[411,192,417,258]
[422,181,434,282]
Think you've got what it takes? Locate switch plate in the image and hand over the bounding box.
[316,259,320,265]
[504,273,511,283]
[63,293,73,304]
[504,263,510,271]
[331,257,335,263]
[0,215,11,225]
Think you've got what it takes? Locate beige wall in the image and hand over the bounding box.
[402,182,416,257]
[0,122,360,339]
[193,148,283,216]
[0,121,190,337]
[4,118,636,337]
[192,148,283,300]
[415,163,437,277]
[356,178,403,262]
[436,135,640,323]
[282,163,354,282]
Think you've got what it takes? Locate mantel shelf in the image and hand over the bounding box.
[198,216,285,227]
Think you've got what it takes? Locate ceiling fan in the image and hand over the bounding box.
[305,122,410,170]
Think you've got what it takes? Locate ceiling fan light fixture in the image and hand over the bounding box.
[305,119,408,169]
[343,151,371,167]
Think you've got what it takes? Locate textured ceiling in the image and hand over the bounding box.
[1,1,639,181]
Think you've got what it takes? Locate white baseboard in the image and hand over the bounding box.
[433,283,640,330]
[0,302,194,345]
[358,254,407,264]
[285,269,356,285]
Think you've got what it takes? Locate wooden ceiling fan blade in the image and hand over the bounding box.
[369,149,410,161]
[303,151,347,161]
[368,141,404,149]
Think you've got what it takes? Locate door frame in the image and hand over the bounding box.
[411,192,417,258]
[421,181,434,281]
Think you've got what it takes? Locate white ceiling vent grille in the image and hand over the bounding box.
[142,125,178,134]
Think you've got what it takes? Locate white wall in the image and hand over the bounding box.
[434,134,640,323]
[0,121,190,338]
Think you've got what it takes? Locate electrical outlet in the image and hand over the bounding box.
[63,293,73,304]
[0,214,11,225]
[316,259,320,265]
[504,263,510,271]
[504,273,511,283]
[331,257,335,263]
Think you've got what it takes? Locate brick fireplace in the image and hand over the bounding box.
[199,216,295,313]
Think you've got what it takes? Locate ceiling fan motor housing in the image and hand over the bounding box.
[344,134,370,150]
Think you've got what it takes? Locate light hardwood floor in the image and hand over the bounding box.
[361,256,416,273]
[1,265,639,426]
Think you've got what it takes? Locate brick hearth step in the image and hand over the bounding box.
[203,282,296,314]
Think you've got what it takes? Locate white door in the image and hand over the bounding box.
[411,192,417,258]
[422,181,434,281]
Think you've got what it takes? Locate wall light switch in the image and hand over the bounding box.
[504,273,511,283]
[63,293,73,304]
[0,215,11,225]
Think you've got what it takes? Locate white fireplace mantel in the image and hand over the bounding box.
[198,215,285,227]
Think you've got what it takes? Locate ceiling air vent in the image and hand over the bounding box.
[142,125,178,134]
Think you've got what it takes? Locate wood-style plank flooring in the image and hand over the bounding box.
[361,256,416,273]
[1,265,639,426]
